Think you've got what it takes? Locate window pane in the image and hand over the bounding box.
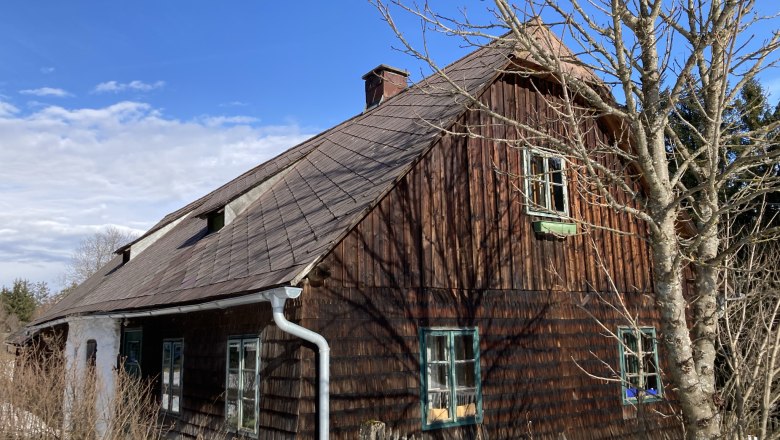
[171,395,180,413]
[228,342,240,370]
[622,331,639,376]
[641,332,655,352]
[243,340,258,371]
[644,374,660,395]
[548,157,563,181]
[529,153,548,209]
[622,330,638,352]
[125,341,141,361]
[643,352,658,374]
[426,335,448,362]
[551,182,566,213]
[226,400,238,427]
[173,342,183,368]
[428,364,449,390]
[530,153,545,178]
[162,393,169,410]
[428,390,450,408]
[227,371,239,390]
[454,334,475,361]
[226,388,238,401]
[624,353,639,375]
[455,387,477,418]
[162,342,172,370]
[530,178,547,208]
[242,371,256,398]
[625,373,642,398]
[241,399,256,431]
[455,362,475,388]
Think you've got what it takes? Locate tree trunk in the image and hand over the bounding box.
[651,216,719,439]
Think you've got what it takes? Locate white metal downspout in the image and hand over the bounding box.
[269,288,330,440]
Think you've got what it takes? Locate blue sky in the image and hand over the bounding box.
[0,2,487,126]
[0,1,490,290]
[0,1,778,291]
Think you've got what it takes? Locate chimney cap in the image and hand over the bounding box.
[361,64,410,80]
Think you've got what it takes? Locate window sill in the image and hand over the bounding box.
[422,415,481,431]
[533,220,577,237]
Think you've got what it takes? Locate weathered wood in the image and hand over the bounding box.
[296,74,670,439]
[124,302,303,439]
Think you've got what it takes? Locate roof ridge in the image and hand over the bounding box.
[29,35,521,326]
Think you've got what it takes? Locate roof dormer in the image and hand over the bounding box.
[206,209,225,234]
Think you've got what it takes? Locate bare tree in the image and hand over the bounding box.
[65,226,138,286]
[718,200,780,439]
[373,1,780,438]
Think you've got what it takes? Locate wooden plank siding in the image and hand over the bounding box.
[124,300,306,440]
[297,74,678,439]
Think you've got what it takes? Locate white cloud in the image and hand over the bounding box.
[220,101,249,107]
[0,101,313,290]
[40,67,55,74]
[0,100,19,117]
[202,115,259,126]
[93,80,165,94]
[19,87,72,97]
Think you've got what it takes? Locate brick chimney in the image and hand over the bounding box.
[362,65,409,110]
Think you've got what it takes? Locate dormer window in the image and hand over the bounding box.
[122,248,131,264]
[207,210,225,234]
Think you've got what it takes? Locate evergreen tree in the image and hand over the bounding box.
[1,279,39,323]
[669,78,780,229]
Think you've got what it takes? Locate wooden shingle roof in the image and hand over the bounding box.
[34,39,516,325]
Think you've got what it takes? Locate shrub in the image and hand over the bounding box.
[0,335,164,439]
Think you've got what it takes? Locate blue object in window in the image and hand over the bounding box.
[618,327,663,404]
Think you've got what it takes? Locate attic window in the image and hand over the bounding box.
[122,249,131,264]
[207,210,225,234]
[523,148,569,218]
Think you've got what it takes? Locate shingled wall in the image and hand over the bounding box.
[294,74,682,439]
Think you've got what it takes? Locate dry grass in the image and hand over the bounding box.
[0,336,164,440]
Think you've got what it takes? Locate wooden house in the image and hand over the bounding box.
[16,27,681,439]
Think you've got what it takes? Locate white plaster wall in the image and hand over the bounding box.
[63,317,120,439]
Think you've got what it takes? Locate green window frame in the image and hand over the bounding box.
[225,336,260,435]
[419,328,482,430]
[618,327,663,404]
[523,148,569,218]
[161,339,183,414]
[122,328,142,377]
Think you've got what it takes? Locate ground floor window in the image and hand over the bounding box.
[618,327,662,403]
[226,336,260,435]
[122,328,142,376]
[419,328,482,429]
[161,339,183,414]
